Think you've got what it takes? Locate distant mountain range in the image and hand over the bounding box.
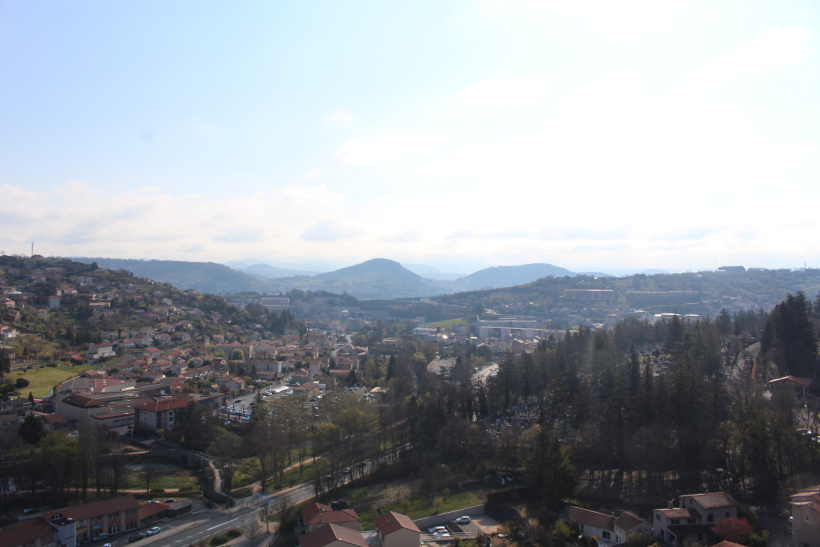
[448,263,574,291]
[241,263,321,279]
[71,257,580,299]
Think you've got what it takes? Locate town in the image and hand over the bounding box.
[1,255,820,547]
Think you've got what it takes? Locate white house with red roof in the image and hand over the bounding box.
[652,492,738,545]
[298,523,368,547]
[297,503,360,536]
[87,343,115,360]
[374,511,421,547]
[133,396,190,432]
[790,486,820,547]
[768,375,818,399]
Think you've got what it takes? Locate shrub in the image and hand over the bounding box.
[150,488,165,494]
[227,528,242,538]
[15,378,30,388]
[210,533,228,546]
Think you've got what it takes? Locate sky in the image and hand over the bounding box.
[2,1,819,275]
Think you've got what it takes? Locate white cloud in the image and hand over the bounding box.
[301,217,363,242]
[333,132,448,165]
[474,0,687,43]
[684,26,814,92]
[325,109,356,124]
[458,77,552,108]
[303,168,325,181]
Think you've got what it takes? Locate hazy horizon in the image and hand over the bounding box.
[3,1,819,271]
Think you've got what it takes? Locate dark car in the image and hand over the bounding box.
[129,532,145,542]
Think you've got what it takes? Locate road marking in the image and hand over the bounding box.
[207,517,239,531]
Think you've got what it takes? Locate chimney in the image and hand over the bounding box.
[668,499,674,509]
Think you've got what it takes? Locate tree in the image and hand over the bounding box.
[19,414,44,445]
[179,399,208,451]
[231,349,245,361]
[208,429,242,492]
[522,424,576,513]
[761,292,818,378]
[711,517,753,544]
[0,350,9,375]
[143,459,158,493]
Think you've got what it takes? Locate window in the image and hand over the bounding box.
[602,531,611,540]
[707,514,713,523]
[655,515,660,521]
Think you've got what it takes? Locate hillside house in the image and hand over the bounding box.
[652,492,738,545]
[374,511,421,547]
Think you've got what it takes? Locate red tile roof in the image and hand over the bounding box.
[301,503,359,526]
[42,495,140,521]
[140,501,170,519]
[565,507,615,531]
[374,511,420,535]
[134,397,190,412]
[614,511,646,532]
[686,492,738,509]
[768,375,813,387]
[657,508,692,519]
[299,524,367,547]
[0,516,55,547]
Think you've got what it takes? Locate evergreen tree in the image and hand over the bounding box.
[761,293,818,378]
[20,414,45,445]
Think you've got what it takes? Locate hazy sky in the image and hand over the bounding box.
[2,1,819,274]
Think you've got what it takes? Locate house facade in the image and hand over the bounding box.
[297,503,359,536]
[790,487,820,547]
[299,523,368,547]
[0,495,141,547]
[134,397,190,432]
[652,492,738,545]
[374,511,421,547]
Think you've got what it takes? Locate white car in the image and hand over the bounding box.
[429,526,447,534]
[146,526,161,536]
[455,516,471,524]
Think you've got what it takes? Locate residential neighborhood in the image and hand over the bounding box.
[1,255,820,547]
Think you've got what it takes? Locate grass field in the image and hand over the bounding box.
[124,464,203,492]
[427,318,469,329]
[12,363,96,397]
[355,490,484,529]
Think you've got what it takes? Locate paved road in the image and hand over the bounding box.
[141,483,316,546]
[473,363,498,383]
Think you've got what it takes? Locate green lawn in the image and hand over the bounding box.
[357,491,484,529]
[427,318,469,329]
[124,464,203,492]
[12,363,96,397]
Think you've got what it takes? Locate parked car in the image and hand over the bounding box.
[102,544,115,547]
[455,516,471,524]
[128,532,145,542]
[429,526,447,534]
[146,526,161,536]
[163,499,175,503]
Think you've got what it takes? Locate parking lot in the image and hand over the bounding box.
[422,513,501,543]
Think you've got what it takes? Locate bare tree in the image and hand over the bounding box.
[259,497,272,533]
[144,459,158,494]
[246,518,261,545]
[274,492,292,525]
